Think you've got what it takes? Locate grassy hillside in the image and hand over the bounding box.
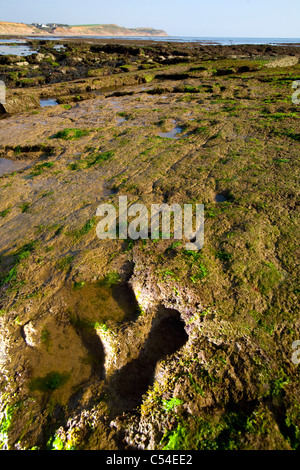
[0,21,167,37]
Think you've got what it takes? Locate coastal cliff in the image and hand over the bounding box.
[0,21,168,37]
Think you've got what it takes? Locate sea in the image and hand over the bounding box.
[22,36,300,45]
[0,37,299,56]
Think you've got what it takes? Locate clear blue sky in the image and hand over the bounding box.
[1,0,299,37]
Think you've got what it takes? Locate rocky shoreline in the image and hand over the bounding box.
[0,40,299,450]
[1,40,299,115]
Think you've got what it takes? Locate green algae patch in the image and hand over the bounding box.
[47,432,76,450]
[0,207,11,218]
[0,241,37,288]
[29,371,70,392]
[68,217,97,241]
[50,128,91,140]
[99,271,121,287]
[86,150,115,167]
[30,162,55,177]
[56,255,75,272]
[0,404,20,449]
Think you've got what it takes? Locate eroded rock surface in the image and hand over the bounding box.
[0,40,299,450]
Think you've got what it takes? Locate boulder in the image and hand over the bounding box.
[34,53,45,62]
[15,61,29,67]
[2,92,40,114]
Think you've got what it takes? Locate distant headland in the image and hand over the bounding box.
[0,21,168,37]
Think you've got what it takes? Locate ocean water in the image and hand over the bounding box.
[0,45,36,55]
[0,39,27,43]
[0,38,34,56]
[0,36,299,56]
[25,36,300,45]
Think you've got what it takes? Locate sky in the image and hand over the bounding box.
[1,0,299,38]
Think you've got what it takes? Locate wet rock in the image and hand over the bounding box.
[34,53,45,62]
[0,339,6,365]
[265,56,299,68]
[44,53,56,61]
[15,61,29,66]
[215,67,236,76]
[0,40,299,450]
[23,321,42,348]
[3,92,40,114]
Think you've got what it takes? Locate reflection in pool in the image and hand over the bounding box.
[215,194,227,203]
[40,99,58,107]
[159,126,183,139]
[0,41,37,56]
[53,44,66,51]
[0,158,29,176]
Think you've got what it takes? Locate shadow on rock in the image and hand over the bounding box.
[67,329,106,411]
[111,282,141,322]
[80,329,106,380]
[110,307,188,411]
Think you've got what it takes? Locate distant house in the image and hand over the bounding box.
[31,22,69,29]
[32,23,48,29]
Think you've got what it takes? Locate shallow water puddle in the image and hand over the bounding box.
[0,157,28,176]
[0,39,27,43]
[25,280,140,403]
[53,44,66,51]
[109,100,123,109]
[116,117,126,125]
[59,280,139,326]
[159,126,183,139]
[0,44,37,56]
[215,194,227,202]
[40,99,58,107]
